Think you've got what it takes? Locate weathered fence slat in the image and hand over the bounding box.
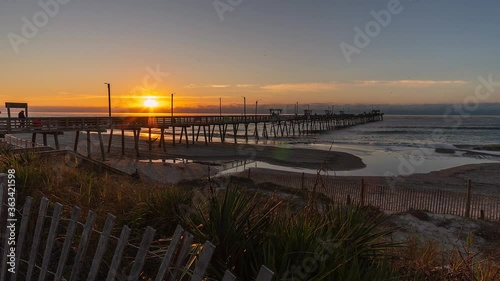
[105,225,131,281]
[38,202,63,281]
[430,190,437,213]
[406,189,412,211]
[394,190,401,212]
[128,226,156,281]
[449,193,455,215]
[411,189,418,210]
[0,176,8,281]
[0,202,9,281]
[11,197,33,281]
[473,195,479,219]
[446,191,453,215]
[55,206,81,281]
[402,189,409,211]
[440,191,447,214]
[436,190,445,214]
[381,186,388,211]
[221,270,237,281]
[360,179,365,207]
[167,231,194,281]
[0,175,5,223]
[494,201,500,220]
[426,191,433,212]
[69,210,97,281]
[465,180,472,218]
[0,174,8,280]
[155,225,184,281]
[190,241,216,281]
[450,193,455,215]
[86,213,116,281]
[457,194,463,216]
[436,190,444,214]
[26,197,49,281]
[255,265,274,281]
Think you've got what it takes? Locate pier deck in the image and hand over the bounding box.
[0,112,384,160]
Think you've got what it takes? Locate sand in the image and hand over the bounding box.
[13,131,366,183]
[9,131,500,194]
[8,132,500,261]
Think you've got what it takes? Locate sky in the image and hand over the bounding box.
[1,0,500,114]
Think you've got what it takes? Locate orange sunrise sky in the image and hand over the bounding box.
[1,1,499,113]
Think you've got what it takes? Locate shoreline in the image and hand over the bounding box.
[9,131,500,193]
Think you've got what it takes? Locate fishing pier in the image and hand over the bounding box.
[0,110,383,160]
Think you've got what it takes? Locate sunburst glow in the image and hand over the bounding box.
[143,98,159,108]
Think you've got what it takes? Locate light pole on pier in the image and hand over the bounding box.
[219,97,222,117]
[255,100,259,116]
[104,83,111,118]
[171,93,175,117]
[243,96,246,117]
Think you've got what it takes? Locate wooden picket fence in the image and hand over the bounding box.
[243,168,500,221]
[0,183,274,280]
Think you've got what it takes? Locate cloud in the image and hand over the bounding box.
[261,82,339,92]
[183,79,469,92]
[210,84,231,88]
[355,80,468,87]
[236,84,256,88]
[184,84,203,88]
[28,94,103,101]
[184,84,233,88]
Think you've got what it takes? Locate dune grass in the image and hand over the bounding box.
[2,149,499,280]
[393,235,500,280]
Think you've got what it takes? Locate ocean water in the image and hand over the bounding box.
[26,112,500,148]
[217,115,500,176]
[19,112,500,176]
[303,115,500,148]
[25,112,500,149]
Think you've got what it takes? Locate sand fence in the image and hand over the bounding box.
[241,168,500,221]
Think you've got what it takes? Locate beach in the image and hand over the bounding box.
[12,128,500,197]
[8,114,500,191]
[6,123,500,281]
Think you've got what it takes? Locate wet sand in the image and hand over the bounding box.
[16,130,365,168]
[11,131,500,194]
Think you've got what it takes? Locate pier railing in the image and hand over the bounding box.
[0,117,110,134]
[0,112,383,134]
[0,176,274,281]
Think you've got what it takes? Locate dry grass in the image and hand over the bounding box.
[392,235,500,280]
[0,150,170,227]
[3,149,499,280]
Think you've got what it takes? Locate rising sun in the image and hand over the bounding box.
[143,97,159,108]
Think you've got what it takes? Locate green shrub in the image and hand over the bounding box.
[263,205,399,280]
[125,186,193,235]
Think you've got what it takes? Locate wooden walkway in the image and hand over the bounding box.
[0,112,384,160]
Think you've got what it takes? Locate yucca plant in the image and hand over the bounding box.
[183,186,280,279]
[263,204,400,280]
[125,186,193,235]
